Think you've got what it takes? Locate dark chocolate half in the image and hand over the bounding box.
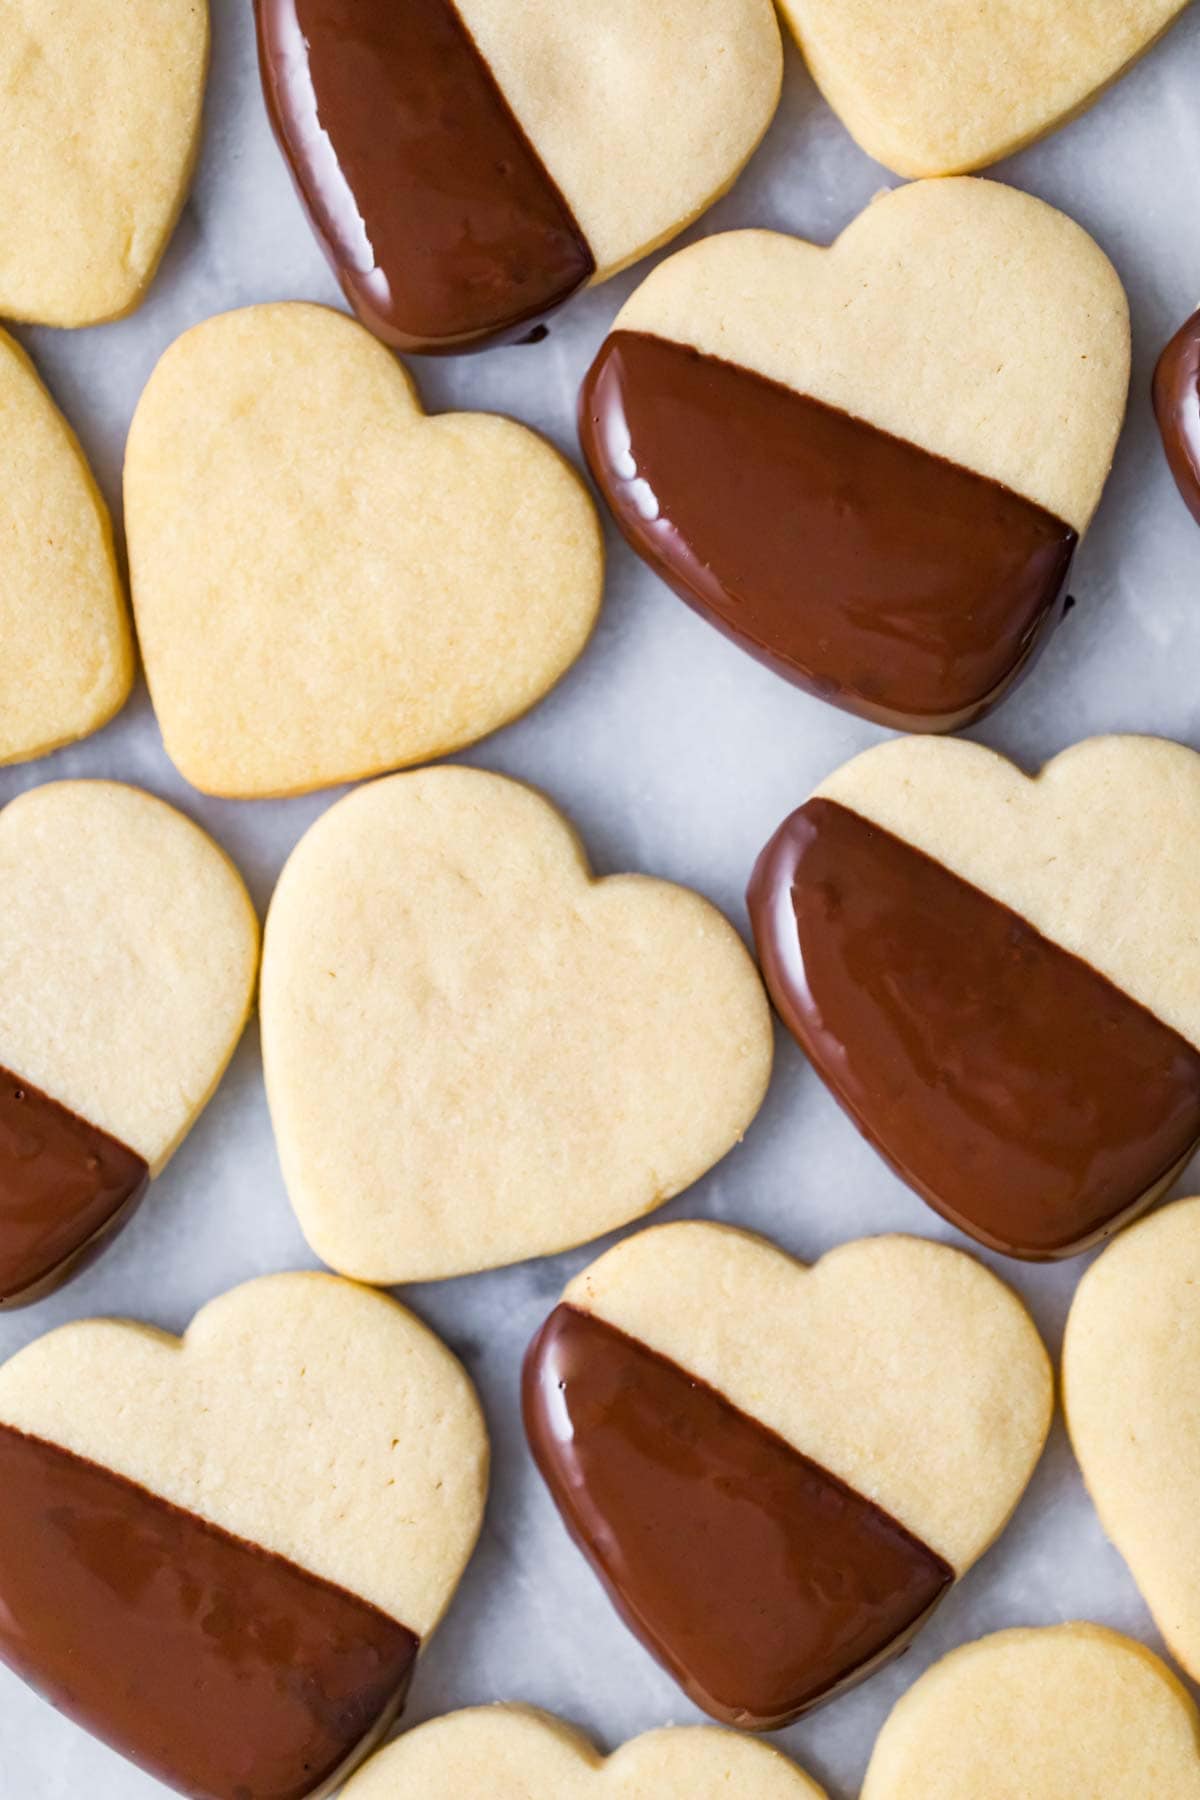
[255,0,594,353]
[1153,309,1200,526]
[579,330,1076,731]
[0,1068,148,1309]
[0,1422,419,1800]
[748,797,1200,1259]
[523,1302,952,1729]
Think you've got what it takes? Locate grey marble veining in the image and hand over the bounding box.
[3,4,1200,1794]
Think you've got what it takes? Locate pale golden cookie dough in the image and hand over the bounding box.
[564,1222,1052,1572]
[616,179,1130,531]
[1065,1197,1200,1684]
[777,1,1190,178]
[0,0,209,326]
[860,1624,1200,1798]
[0,332,132,766]
[261,767,772,1283]
[0,1272,488,1633]
[342,1707,826,1799]
[816,734,1200,1051]
[456,0,782,278]
[0,780,258,1170]
[125,303,604,798]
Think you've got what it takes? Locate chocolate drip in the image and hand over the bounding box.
[523,1303,952,1729]
[580,330,1076,731]
[1154,309,1200,526]
[255,0,595,352]
[748,798,1200,1258]
[0,1423,419,1800]
[0,1068,148,1308]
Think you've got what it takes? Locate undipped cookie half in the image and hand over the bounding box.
[0,331,133,766]
[262,768,772,1281]
[0,0,209,326]
[860,1624,1200,1799]
[0,1272,488,1800]
[524,1222,1051,1728]
[749,734,1200,1260]
[1065,1197,1200,1687]
[125,303,604,797]
[0,780,258,1306]
[581,180,1129,732]
[254,0,781,351]
[342,1707,826,1798]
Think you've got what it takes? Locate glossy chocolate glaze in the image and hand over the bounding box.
[748,798,1200,1260]
[0,1423,419,1800]
[0,1068,148,1309]
[1153,309,1200,525]
[523,1303,952,1729]
[255,0,594,352]
[579,331,1077,731]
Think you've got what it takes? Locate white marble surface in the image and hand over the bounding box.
[4,5,1200,1795]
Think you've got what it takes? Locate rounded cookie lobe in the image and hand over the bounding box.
[1154,309,1200,526]
[0,0,209,326]
[342,1706,827,1797]
[860,1624,1200,1799]
[255,0,781,352]
[125,303,604,797]
[776,0,1190,179]
[0,1273,489,1800]
[261,769,772,1282]
[524,1222,1050,1727]
[749,735,1200,1259]
[1064,1197,1200,1683]
[0,331,132,766]
[581,182,1128,731]
[0,781,258,1307]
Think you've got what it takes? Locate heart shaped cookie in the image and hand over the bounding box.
[343,1707,825,1797]
[749,734,1200,1260]
[255,0,781,352]
[860,1624,1200,1798]
[0,1271,488,1800]
[0,331,132,766]
[262,768,772,1282]
[1154,309,1200,526]
[125,302,604,797]
[778,0,1190,177]
[524,1222,1051,1728]
[581,180,1129,733]
[0,780,258,1307]
[1065,1196,1200,1685]
[0,0,208,325]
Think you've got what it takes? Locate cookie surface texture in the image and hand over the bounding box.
[342,1707,827,1797]
[0,780,258,1306]
[749,734,1200,1259]
[0,0,209,325]
[524,1222,1051,1727]
[0,331,133,766]
[860,1624,1200,1798]
[1065,1196,1200,1684]
[261,768,772,1282]
[0,1271,488,1800]
[581,180,1128,732]
[125,302,603,797]
[777,1,1190,177]
[255,0,782,350]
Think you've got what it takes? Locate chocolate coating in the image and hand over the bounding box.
[255,0,595,352]
[1153,309,1200,526]
[0,1423,419,1800]
[579,330,1077,731]
[523,1302,952,1729]
[748,798,1200,1260]
[0,1068,148,1309]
